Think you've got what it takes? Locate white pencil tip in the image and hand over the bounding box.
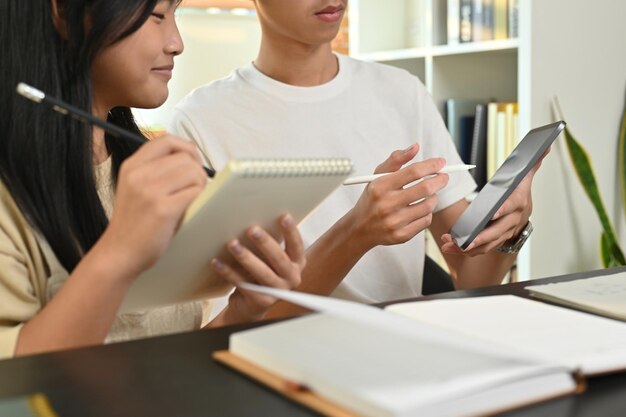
[16,83,44,103]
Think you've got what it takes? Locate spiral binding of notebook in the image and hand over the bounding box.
[233,158,353,178]
[121,157,353,313]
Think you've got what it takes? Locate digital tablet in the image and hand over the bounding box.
[450,121,566,249]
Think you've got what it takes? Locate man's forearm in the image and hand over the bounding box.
[266,211,372,318]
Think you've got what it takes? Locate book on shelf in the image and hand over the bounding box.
[494,0,508,39]
[508,0,519,38]
[481,0,495,40]
[214,284,606,417]
[471,0,485,41]
[445,98,488,163]
[454,114,475,164]
[459,0,473,43]
[469,103,488,189]
[495,103,507,167]
[486,101,499,179]
[485,100,518,179]
[447,0,460,44]
[445,97,510,186]
[472,0,494,42]
[505,102,519,155]
[527,271,626,322]
[119,158,352,313]
[448,0,517,44]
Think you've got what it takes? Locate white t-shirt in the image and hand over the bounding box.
[171,53,476,304]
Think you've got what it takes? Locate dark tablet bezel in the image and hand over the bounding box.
[450,121,566,250]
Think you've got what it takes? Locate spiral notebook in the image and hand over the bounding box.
[120,158,353,313]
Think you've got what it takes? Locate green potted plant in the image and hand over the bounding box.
[552,94,626,267]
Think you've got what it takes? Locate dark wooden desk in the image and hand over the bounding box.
[0,267,625,417]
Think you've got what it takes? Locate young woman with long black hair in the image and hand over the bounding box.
[0,0,304,358]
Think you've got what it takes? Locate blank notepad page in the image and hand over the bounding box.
[386,295,626,375]
[526,272,626,321]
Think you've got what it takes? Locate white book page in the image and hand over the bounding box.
[386,295,626,375]
[239,283,520,357]
[232,314,562,417]
[234,286,575,417]
[526,272,626,320]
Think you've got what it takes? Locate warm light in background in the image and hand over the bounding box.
[181,1,349,54]
[180,0,254,9]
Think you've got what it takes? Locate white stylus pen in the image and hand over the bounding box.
[343,164,475,186]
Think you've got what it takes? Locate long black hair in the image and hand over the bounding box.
[0,0,159,271]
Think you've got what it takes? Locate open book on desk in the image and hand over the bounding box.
[214,285,584,417]
[119,158,352,313]
[386,294,626,376]
[525,271,626,321]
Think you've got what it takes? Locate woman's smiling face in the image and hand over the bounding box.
[90,0,184,114]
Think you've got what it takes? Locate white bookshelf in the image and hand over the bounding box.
[349,0,626,281]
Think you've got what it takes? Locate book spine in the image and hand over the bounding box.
[471,0,484,42]
[447,0,461,44]
[486,102,498,178]
[512,104,519,148]
[445,100,461,151]
[508,0,519,38]
[482,0,494,40]
[470,104,488,189]
[494,0,508,39]
[460,0,473,43]
[496,105,507,167]
[504,102,516,156]
[459,115,475,163]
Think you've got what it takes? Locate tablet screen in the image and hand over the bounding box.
[450,121,565,249]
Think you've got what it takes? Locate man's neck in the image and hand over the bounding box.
[254,38,338,87]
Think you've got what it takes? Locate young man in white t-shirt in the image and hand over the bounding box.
[171,0,542,315]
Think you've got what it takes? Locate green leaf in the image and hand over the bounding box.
[619,95,626,219]
[601,232,624,267]
[553,96,626,267]
[610,235,626,266]
[600,232,612,267]
[562,125,626,265]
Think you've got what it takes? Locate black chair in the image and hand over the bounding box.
[422,255,455,295]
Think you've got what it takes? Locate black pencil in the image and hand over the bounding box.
[16,82,216,178]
